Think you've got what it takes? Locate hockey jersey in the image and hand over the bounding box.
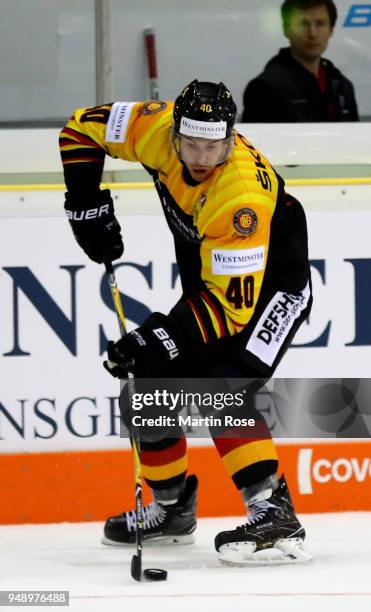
[60,100,310,372]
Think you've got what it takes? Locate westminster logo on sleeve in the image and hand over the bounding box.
[105,102,136,143]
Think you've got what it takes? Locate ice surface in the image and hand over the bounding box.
[1,514,371,612]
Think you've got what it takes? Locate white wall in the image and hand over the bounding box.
[1,1,371,121]
[0,0,95,121]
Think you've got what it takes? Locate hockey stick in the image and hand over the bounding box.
[104,262,167,582]
[144,28,159,100]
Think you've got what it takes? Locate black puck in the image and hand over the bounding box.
[143,568,168,581]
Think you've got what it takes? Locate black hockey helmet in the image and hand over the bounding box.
[171,80,237,164]
[173,80,237,139]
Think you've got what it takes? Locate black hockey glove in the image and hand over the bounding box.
[103,313,181,378]
[64,189,123,264]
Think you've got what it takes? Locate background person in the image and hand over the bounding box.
[242,0,359,122]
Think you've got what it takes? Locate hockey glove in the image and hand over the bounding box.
[103,313,181,378]
[64,189,123,264]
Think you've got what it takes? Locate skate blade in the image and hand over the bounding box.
[218,538,313,567]
[101,533,195,547]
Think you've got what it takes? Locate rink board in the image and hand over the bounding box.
[1,134,371,525]
[2,441,371,524]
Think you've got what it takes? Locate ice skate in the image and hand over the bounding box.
[102,474,198,546]
[215,475,312,566]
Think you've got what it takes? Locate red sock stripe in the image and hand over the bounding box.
[140,436,187,467]
[214,435,270,458]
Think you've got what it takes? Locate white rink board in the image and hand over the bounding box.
[2,124,371,175]
[0,187,371,453]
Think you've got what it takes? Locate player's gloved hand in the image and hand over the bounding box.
[64,189,123,263]
[103,313,181,378]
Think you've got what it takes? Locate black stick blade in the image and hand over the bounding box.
[131,554,142,581]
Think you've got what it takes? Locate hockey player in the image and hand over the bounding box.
[60,80,312,565]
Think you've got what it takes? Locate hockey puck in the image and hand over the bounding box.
[143,568,168,581]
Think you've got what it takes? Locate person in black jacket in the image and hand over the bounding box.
[242,0,359,122]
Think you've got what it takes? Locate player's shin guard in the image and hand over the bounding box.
[102,474,198,546]
[215,475,312,565]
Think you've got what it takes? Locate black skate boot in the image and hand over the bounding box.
[215,475,312,565]
[102,474,198,546]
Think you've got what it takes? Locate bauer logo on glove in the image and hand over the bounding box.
[65,203,110,221]
[103,313,182,378]
[64,189,124,264]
